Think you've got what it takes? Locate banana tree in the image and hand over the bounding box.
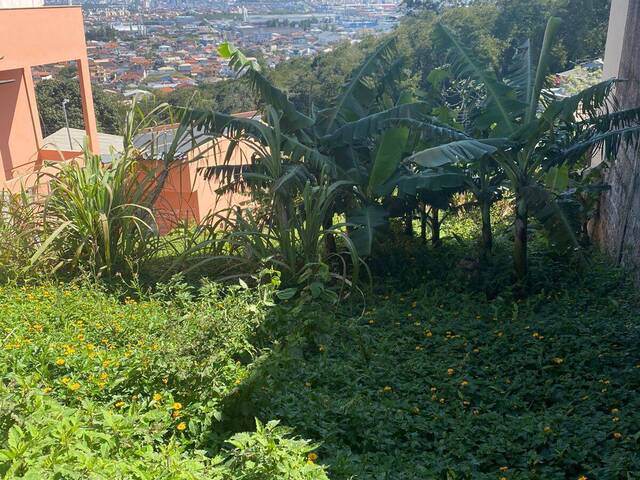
[411,18,640,288]
[184,39,469,258]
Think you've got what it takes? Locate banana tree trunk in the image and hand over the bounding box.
[431,208,441,247]
[420,203,427,244]
[404,211,413,236]
[514,194,528,286]
[480,200,493,254]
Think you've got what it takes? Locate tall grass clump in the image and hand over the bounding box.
[36,148,159,279]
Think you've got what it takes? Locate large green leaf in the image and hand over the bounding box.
[504,40,534,106]
[393,169,467,197]
[346,205,389,256]
[522,184,580,251]
[318,37,397,133]
[218,42,314,132]
[368,127,409,193]
[405,140,500,168]
[526,17,562,123]
[435,24,519,135]
[322,103,469,146]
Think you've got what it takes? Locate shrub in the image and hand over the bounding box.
[0,276,328,479]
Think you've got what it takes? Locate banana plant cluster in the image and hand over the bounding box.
[181,19,640,289]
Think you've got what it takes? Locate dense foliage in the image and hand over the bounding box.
[0,276,327,479]
[36,78,122,136]
[2,3,639,479]
[246,234,640,479]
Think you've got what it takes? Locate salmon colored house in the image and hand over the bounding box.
[0,4,251,233]
[0,5,99,194]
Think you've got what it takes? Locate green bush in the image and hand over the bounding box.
[0,277,326,479]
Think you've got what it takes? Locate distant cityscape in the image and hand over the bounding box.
[37,0,402,97]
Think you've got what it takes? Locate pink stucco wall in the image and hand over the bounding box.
[0,6,98,192]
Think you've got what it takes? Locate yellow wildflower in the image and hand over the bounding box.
[425,330,433,337]
[69,382,81,391]
[553,357,564,364]
[176,422,187,431]
[447,368,455,376]
[172,402,183,410]
[500,466,508,472]
[383,386,392,393]
[307,452,318,464]
[62,377,71,385]
[613,432,622,440]
[153,393,162,402]
[55,358,65,366]
[115,401,125,408]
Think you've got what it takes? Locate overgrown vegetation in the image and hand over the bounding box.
[1,3,640,479]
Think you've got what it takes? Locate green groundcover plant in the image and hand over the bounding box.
[0,276,327,479]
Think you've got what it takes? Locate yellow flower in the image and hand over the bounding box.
[613,432,622,440]
[578,476,588,480]
[460,380,469,386]
[162,377,169,384]
[318,345,325,352]
[553,357,564,364]
[414,321,421,326]
[153,393,162,402]
[176,422,187,431]
[307,452,318,464]
[77,334,85,341]
[304,382,312,387]
[613,416,620,422]
[425,330,433,337]
[100,372,108,381]
[62,377,71,385]
[43,387,52,394]
[415,346,423,351]
[55,358,65,366]
[611,408,619,414]
[430,386,437,392]
[115,401,125,408]
[172,402,183,410]
[544,426,552,433]
[368,319,375,325]
[32,324,44,333]
[447,368,455,376]
[500,466,508,472]
[172,410,181,418]
[383,386,392,392]
[69,382,81,391]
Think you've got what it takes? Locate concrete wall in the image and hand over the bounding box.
[602,0,630,80]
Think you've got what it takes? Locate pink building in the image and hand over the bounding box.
[0,5,99,194]
[0,4,250,233]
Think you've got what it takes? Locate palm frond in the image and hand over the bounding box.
[218,42,314,132]
[322,102,468,145]
[504,40,534,106]
[317,36,397,133]
[435,23,520,135]
[405,139,502,168]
